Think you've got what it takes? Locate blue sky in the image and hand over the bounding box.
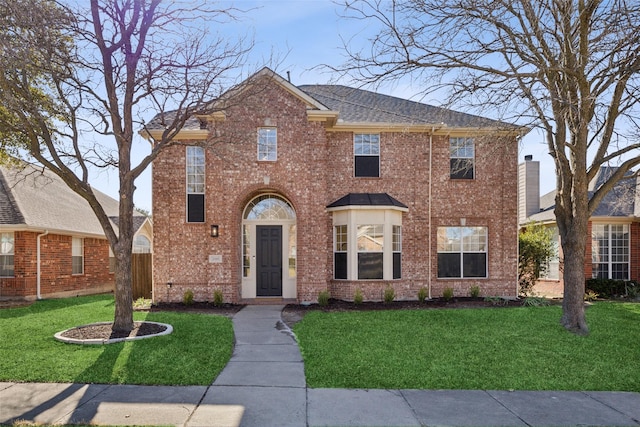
[92,0,555,213]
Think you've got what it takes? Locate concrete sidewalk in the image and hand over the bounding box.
[1,305,639,426]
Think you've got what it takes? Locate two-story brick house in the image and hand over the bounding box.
[149,68,525,304]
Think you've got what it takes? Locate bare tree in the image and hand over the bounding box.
[338,0,640,334]
[0,0,252,333]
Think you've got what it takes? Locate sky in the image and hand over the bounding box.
[90,0,555,213]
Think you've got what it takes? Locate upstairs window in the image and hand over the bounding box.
[450,137,474,179]
[0,232,14,277]
[186,146,205,223]
[354,134,380,177]
[72,237,84,275]
[258,128,277,161]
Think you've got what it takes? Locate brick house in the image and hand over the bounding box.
[149,68,525,304]
[518,156,640,297]
[0,162,152,300]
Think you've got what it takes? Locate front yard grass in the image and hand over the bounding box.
[0,294,234,385]
[294,302,640,391]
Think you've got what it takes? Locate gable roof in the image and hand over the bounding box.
[0,163,147,238]
[144,67,526,139]
[527,166,639,223]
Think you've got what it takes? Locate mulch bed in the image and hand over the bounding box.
[59,321,168,340]
[149,301,245,318]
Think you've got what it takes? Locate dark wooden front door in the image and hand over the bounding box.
[256,225,283,297]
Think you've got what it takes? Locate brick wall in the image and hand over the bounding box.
[152,78,519,303]
[0,231,114,299]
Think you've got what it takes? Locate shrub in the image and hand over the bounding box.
[383,285,395,303]
[626,282,640,299]
[442,287,454,301]
[522,296,550,307]
[518,222,555,296]
[183,289,194,306]
[353,288,363,305]
[585,278,626,298]
[417,287,428,303]
[584,290,599,302]
[213,289,224,307]
[318,290,330,307]
[469,285,481,298]
[484,296,508,306]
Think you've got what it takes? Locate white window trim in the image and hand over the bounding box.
[437,226,488,279]
[72,237,84,275]
[591,223,630,280]
[354,133,381,178]
[186,146,205,223]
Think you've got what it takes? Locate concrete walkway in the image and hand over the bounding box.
[2,305,640,427]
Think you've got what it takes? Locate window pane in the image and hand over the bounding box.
[393,252,401,279]
[72,237,83,275]
[450,158,474,179]
[355,156,380,177]
[438,253,461,278]
[0,255,14,277]
[289,224,297,278]
[244,195,295,220]
[463,227,487,252]
[186,146,205,194]
[334,252,347,279]
[463,253,487,277]
[1,232,14,255]
[187,193,205,223]
[358,253,383,279]
[243,225,250,277]
[357,225,383,252]
[335,225,347,252]
[392,225,402,252]
[437,227,461,252]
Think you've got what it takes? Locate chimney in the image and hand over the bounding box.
[518,155,540,224]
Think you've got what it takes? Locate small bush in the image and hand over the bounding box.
[442,287,454,301]
[584,290,599,302]
[383,285,395,303]
[213,289,224,307]
[585,278,626,298]
[484,296,508,306]
[522,296,550,307]
[133,297,151,309]
[354,288,363,305]
[183,289,194,306]
[417,287,428,303]
[469,285,481,298]
[625,281,639,299]
[318,290,330,307]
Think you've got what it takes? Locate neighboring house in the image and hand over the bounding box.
[518,156,640,297]
[0,162,152,300]
[148,68,526,304]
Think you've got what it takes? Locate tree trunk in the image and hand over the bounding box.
[557,213,589,335]
[112,175,136,333]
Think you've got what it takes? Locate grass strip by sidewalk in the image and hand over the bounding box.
[0,294,234,385]
[294,302,640,391]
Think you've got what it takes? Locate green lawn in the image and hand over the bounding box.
[294,302,640,391]
[0,295,234,385]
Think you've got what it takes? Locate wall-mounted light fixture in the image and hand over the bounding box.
[210,224,220,238]
[460,218,466,226]
[167,282,172,289]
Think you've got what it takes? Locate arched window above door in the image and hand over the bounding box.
[244,194,295,220]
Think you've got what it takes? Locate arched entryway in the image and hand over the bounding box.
[241,194,297,299]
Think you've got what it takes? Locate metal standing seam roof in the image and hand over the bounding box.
[0,163,146,237]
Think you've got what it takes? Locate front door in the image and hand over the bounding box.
[256,225,283,297]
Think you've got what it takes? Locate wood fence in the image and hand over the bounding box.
[132,253,152,299]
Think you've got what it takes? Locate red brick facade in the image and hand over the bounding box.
[0,231,114,299]
[152,77,519,304]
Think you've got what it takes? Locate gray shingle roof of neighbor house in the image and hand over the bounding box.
[0,163,147,238]
[327,193,408,210]
[527,166,639,223]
